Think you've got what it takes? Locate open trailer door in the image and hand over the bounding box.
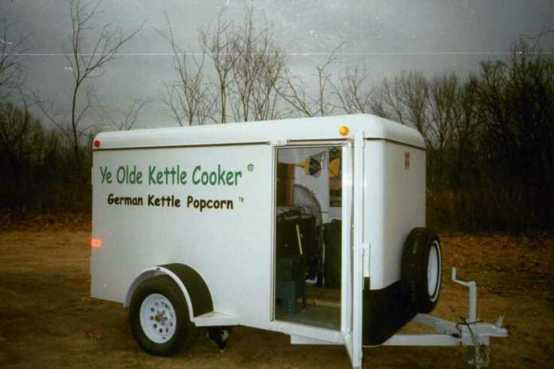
[341,141,354,361]
[342,133,365,369]
[271,138,365,368]
[273,142,348,341]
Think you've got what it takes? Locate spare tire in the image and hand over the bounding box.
[401,228,442,313]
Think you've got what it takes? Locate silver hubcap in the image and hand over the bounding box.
[139,293,177,343]
[427,241,441,302]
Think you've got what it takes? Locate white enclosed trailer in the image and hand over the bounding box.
[91,114,506,368]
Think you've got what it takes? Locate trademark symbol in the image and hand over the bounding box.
[247,163,255,172]
[239,197,244,203]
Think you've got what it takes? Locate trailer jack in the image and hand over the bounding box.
[382,268,508,368]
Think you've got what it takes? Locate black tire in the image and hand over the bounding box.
[401,228,442,314]
[129,275,194,356]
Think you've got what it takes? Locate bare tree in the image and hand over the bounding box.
[522,28,554,50]
[278,44,343,117]
[228,8,286,122]
[400,73,430,136]
[314,46,341,116]
[427,74,460,152]
[37,0,141,169]
[228,9,256,122]
[334,67,378,114]
[249,48,285,121]
[97,97,150,130]
[372,72,431,140]
[0,97,40,193]
[0,16,27,98]
[160,15,213,126]
[276,73,316,117]
[450,76,480,187]
[200,14,238,123]
[194,8,287,123]
[373,77,405,122]
[0,15,31,161]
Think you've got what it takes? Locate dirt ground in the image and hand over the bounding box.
[0,220,553,369]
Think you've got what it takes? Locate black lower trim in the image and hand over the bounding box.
[160,263,214,317]
[362,278,416,345]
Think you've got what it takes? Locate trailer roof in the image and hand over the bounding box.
[94,114,425,151]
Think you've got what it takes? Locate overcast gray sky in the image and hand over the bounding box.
[3,0,554,129]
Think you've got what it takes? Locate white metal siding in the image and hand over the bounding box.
[366,141,426,290]
[93,114,425,151]
[91,144,273,329]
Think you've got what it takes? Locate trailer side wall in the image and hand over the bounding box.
[365,141,426,290]
[91,144,273,329]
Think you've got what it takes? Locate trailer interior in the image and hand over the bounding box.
[274,145,343,330]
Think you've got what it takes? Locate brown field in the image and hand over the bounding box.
[0,220,553,369]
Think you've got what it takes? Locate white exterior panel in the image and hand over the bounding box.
[366,141,426,290]
[93,114,424,151]
[91,144,274,329]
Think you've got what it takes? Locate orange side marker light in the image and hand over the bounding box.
[90,238,103,248]
[339,125,349,136]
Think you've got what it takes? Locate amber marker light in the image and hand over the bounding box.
[339,125,350,136]
[90,238,102,249]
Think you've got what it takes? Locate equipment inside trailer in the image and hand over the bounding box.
[274,146,342,330]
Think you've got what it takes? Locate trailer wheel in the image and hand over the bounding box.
[129,275,194,356]
[402,228,442,313]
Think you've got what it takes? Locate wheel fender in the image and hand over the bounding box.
[125,263,213,322]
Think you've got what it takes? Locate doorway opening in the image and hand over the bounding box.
[274,145,343,330]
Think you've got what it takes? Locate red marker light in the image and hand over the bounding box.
[90,238,102,248]
[93,139,101,148]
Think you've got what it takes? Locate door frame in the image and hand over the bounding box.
[268,141,354,346]
[349,132,366,368]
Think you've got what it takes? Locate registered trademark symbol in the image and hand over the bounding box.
[239,197,244,203]
[247,163,254,172]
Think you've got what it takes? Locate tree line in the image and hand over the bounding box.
[0,1,552,231]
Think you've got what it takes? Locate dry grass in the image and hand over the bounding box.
[0,222,552,368]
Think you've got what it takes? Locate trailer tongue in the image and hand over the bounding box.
[383,268,508,369]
